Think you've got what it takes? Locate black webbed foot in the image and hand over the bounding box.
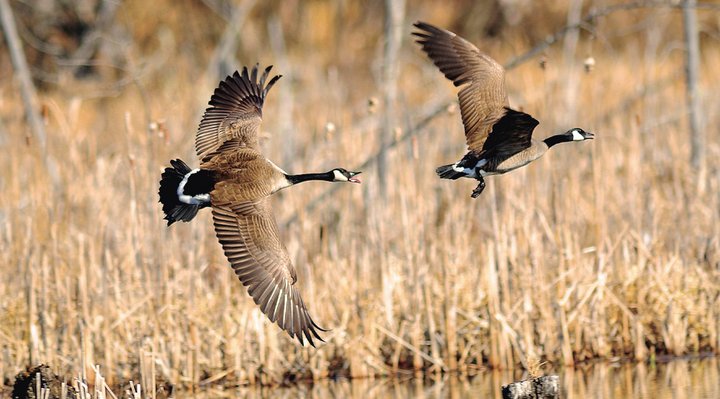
[470,178,486,198]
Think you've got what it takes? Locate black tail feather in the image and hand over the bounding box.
[436,164,465,180]
[159,159,200,226]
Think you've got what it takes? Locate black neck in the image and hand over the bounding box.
[543,134,572,148]
[285,171,334,185]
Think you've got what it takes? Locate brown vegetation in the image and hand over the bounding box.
[1,0,719,393]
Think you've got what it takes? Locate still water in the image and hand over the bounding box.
[202,357,719,398]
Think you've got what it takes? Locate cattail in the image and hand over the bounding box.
[584,56,596,73]
[367,97,378,114]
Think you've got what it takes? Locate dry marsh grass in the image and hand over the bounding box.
[1,0,720,392]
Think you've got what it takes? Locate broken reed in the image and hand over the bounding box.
[1,39,720,391]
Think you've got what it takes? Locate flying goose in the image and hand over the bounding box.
[158,65,361,347]
[412,22,594,198]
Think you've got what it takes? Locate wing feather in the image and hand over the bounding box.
[413,21,509,153]
[479,107,540,160]
[211,199,327,346]
[196,64,282,162]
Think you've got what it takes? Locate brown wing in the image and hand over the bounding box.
[413,21,508,153]
[211,198,326,346]
[196,65,281,163]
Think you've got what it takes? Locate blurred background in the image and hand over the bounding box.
[1,0,720,395]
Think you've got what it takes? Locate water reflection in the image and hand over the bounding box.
[565,358,720,399]
[202,358,719,399]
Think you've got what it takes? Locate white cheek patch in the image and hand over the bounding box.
[333,170,349,181]
[572,130,584,141]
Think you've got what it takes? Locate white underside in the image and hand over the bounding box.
[453,159,491,178]
[177,169,211,205]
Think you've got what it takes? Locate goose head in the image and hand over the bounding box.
[567,128,594,141]
[331,168,362,183]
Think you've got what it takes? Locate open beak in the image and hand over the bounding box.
[585,131,595,140]
[348,171,362,184]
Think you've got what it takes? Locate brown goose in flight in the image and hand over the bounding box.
[413,22,593,198]
[158,65,361,347]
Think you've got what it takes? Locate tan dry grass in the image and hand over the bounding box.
[1,0,720,391]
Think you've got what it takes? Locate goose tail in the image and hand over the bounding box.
[436,164,465,180]
[158,159,205,226]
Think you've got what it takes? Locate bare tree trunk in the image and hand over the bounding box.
[68,0,122,78]
[205,0,257,82]
[0,0,47,151]
[268,16,295,169]
[562,0,583,125]
[683,0,703,169]
[378,0,405,199]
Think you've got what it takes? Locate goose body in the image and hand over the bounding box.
[413,22,593,197]
[158,65,360,347]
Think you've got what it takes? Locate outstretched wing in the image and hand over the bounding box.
[211,198,326,346]
[413,21,508,154]
[196,65,281,163]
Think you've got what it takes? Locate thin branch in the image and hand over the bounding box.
[205,0,258,82]
[378,0,406,199]
[683,0,704,169]
[268,15,295,169]
[282,100,449,227]
[0,0,47,151]
[505,0,720,70]
[67,0,123,77]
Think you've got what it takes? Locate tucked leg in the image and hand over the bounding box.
[470,177,486,198]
